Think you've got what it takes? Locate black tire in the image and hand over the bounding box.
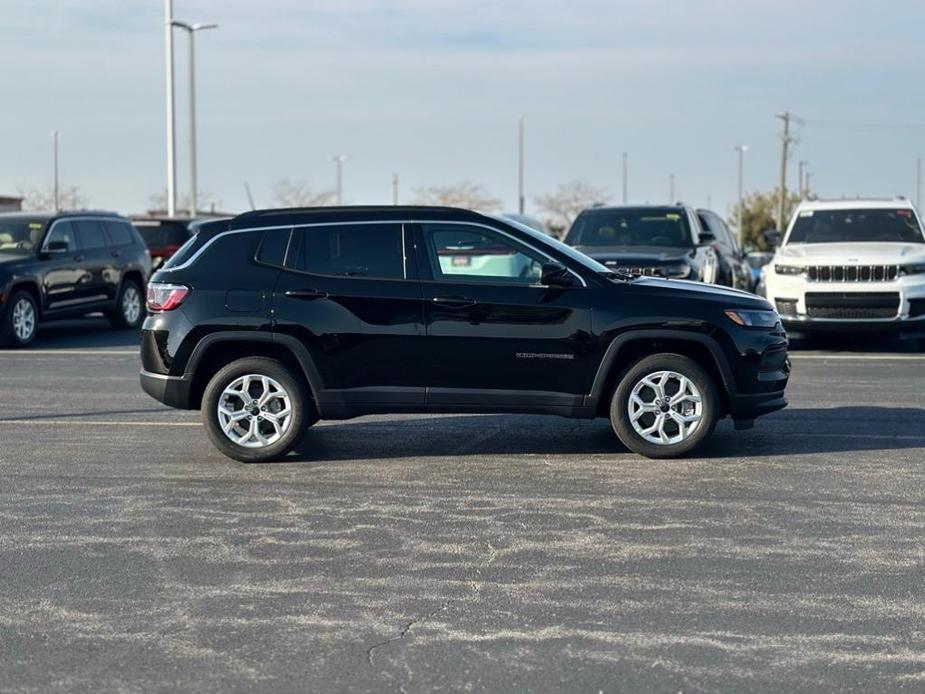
[0,290,39,348]
[610,353,719,459]
[201,357,315,463]
[108,278,145,329]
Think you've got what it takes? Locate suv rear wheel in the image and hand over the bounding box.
[0,290,38,348]
[108,278,144,329]
[610,353,719,458]
[202,357,315,462]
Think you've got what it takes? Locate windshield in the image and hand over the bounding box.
[787,208,925,244]
[0,218,47,254]
[493,216,612,275]
[565,207,694,248]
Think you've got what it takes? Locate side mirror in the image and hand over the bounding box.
[43,240,70,255]
[763,229,783,248]
[697,231,717,246]
[540,261,575,287]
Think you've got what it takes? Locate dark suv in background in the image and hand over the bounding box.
[564,205,720,283]
[140,206,789,463]
[0,211,151,347]
[696,208,753,291]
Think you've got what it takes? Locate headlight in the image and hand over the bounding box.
[900,263,925,276]
[774,264,806,276]
[663,262,691,278]
[724,309,780,328]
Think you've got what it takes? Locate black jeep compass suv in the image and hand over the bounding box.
[140,206,789,462]
[0,211,151,347]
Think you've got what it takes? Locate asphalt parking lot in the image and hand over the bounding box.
[1,319,924,693]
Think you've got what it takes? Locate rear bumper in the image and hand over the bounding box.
[140,369,194,409]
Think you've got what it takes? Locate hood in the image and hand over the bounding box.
[630,276,770,307]
[573,245,692,264]
[777,242,925,265]
[0,252,30,269]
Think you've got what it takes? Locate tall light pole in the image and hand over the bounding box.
[669,173,675,202]
[517,116,525,214]
[171,20,218,218]
[621,152,628,204]
[391,173,399,205]
[797,160,807,199]
[164,0,177,217]
[734,144,749,242]
[917,157,922,211]
[776,112,794,231]
[333,155,346,205]
[52,130,60,212]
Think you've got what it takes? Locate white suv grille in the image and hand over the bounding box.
[806,264,899,282]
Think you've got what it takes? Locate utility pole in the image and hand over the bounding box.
[917,157,922,211]
[517,116,525,214]
[333,155,346,205]
[669,173,675,202]
[164,0,177,217]
[391,173,399,205]
[733,145,748,242]
[621,152,628,204]
[52,130,60,212]
[776,112,793,230]
[171,21,218,218]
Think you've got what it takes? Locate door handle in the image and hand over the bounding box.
[73,254,85,262]
[432,296,478,309]
[284,289,328,300]
[111,250,121,258]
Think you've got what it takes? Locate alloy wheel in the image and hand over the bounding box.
[11,298,36,343]
[122,286,142,325]
[628,370,703,445]
[217,374,293,448]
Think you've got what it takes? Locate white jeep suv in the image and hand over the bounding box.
[764,198,925,342]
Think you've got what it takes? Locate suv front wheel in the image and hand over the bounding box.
[201,357,315,462]
[610,353,719,458]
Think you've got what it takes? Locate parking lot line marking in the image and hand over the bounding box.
[0,349,138,356]
[0,419,199,427]
[789,354,925,360]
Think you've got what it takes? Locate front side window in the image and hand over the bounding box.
[74,220,107,250]
[43,221,76,252]
[787,208,925,244]
[0,218,47,254]
[286,223,404,279]
[422,223,548,284]
[566,207,694,248]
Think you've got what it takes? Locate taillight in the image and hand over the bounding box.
[146,282,190,311]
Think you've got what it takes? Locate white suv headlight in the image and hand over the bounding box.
[900,263,925,276]
[774,264,806,276]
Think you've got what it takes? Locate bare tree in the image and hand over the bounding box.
[273,179,336,208]
[534,181,610,233]
[412,180,502,211]
[18,185,87,212]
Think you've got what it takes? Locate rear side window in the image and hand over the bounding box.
[256,228,291,267]
[286,223,405,278]
[103,220,134,246]
[74,220,107,250]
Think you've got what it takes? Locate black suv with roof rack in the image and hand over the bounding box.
[0,211,151,347]
[140,206,790,462]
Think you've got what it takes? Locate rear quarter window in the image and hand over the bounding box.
[103,220,135,246]
[256,228,291,267]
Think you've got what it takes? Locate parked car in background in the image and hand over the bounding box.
[0,211,151,347]
[696,209,752,290]
[132,216,228,269]
[139,205,789,463]
[747,251,774,292]
[500,213,551,235]
[763,198,925,344]
[564,205,719,283]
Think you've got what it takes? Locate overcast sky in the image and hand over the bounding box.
[3,0,925,218]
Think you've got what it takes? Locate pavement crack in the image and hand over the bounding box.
[366,601,450,665]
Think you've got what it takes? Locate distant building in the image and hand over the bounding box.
[0,195,23,212]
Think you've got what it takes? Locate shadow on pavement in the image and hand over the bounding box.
[31,318,140,350]
[283,406,925,463]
